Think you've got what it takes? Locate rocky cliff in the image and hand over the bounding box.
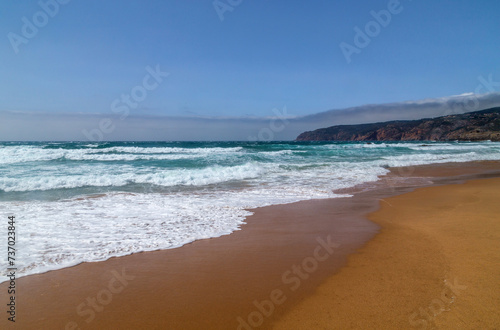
[296,107,500,142]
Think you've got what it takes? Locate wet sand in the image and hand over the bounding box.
[1,161,499,329]
[1,182,384,329]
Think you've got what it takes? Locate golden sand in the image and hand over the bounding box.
[273,178,500,329]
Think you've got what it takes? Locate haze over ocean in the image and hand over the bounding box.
[1,1,499,140]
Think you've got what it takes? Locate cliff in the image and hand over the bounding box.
[296,107,500,142]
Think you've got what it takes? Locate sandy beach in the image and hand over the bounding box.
[1,162,499,329]
[274,177,500,329]
[3,1,500,328]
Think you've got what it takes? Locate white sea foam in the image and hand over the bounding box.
[378,151,500,167]
[94,146,244,154]
[0,187,350,281]
[1,141,500,282]
[0,162,264,192]
[0,146,244,164]
[0,192,253,278]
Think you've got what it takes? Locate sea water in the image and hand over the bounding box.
[1,141,500,281]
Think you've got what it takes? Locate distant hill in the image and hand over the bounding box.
[296,107,500,142]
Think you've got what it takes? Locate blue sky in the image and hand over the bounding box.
[1,0,500,140]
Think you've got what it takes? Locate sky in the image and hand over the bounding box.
[1,0,500,140]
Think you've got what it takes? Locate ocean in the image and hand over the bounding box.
[1,140,500,281]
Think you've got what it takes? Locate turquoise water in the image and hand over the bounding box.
[1,140,500,280]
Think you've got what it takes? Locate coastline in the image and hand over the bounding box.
[273,176,500,329]
[1,161,500,329]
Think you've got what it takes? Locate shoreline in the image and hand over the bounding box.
[1,161,500,329]
[273,176,500,329]
[5,160,500,284]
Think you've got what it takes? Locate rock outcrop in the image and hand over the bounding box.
[296,107,500,142]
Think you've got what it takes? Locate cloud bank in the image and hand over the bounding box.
[1,92,500,141]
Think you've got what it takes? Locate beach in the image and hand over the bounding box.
[1,161,499,329]
[3,0,500,328]
[274,176,500,329]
